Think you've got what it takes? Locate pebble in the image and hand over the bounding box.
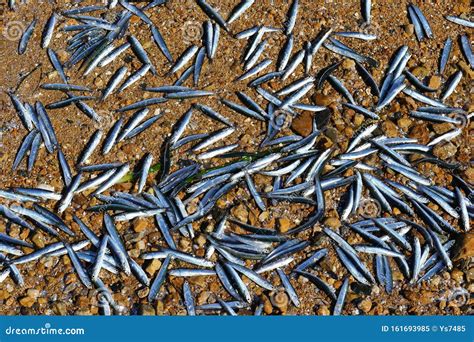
[342,59,355,70]
[94,77,104,87]
[291,110,313,136]
[155,301,164,315]
[27,289,40,299]
[133,218,148,233]
[232,204,248,223]
[450,269,464,283]
[262,295,273,314]
[145,259,162,276]
[0,290,10,300]
[188,276,206,287]
[209,281,220,293]
[458,61,474,79]
[31,233,45,248]
[196,234,207,248]
[428,75,442,89]
[140,304,156,315]
[179,238,191,251]
[19,296,36,308]
[278,218,291,233]
[324,217,341,229]
[463,167,474,183]
[313,93,333,106]
[404,24,414,35]
[411,66,428,78]
[197,291,210,305]
[381,121,399,137]
[358,298,372,313]
[409,124,430,144]
[54,302,68,315]
[433,142,457,159]
[258,211,269,222]
[353,113,365,126]
[397,117,412,131]
[433,123,454,135]
[317,305,330,315]
[146,232,161,245]
[454,233,474,260]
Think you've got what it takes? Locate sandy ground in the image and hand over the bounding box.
[0,0,472,315]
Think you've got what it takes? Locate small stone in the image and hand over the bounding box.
[381,121,398,137]
[451,269,464,283]
[342,59,355,70]
[232,204,248,223]
[197,291,210,305]
[133,218,148,233]
[291,110,313,136]
[409,124,430,144]
[411,66,428,78]
[458,61,474,79]
[317,305,330,315]
[94,77,104,87]
[433,142,457,159]
[433,122,454,134]
[353,114,365,126]
[428,75,442,89]
[324,217,341,229]
[278,218,291,233]
[313,93,333,106]
[209,281,220,293]
[179,238,191,251]
[140,304,156,315]
[155,301,164,315]
[27,289,40,299]
[404,24,414,34]
[397,117,412,131]
[454,232,474,260]
[146,259,162,276]
[19,296,36,308]
[465,167,474,183]
[0,290,10,300]
[196,234,207,248]
[358,298,372,313]
[188,276,206,287]
[258,211,269,222]
[262,295,273,314]
[31,233,45,248]
[54,302,68,315]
